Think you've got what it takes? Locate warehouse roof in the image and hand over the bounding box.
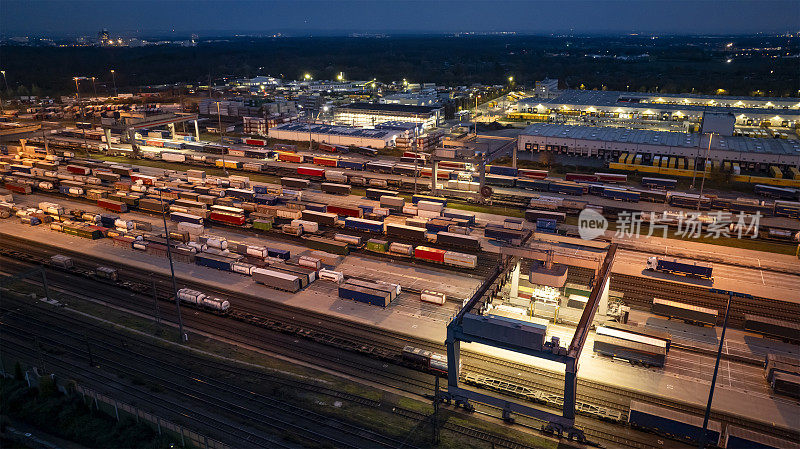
[517,90,800,117]
[271,122,399,139]
[337,102,441,115]
[520,123,800,156]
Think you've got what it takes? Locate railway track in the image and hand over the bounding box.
[2,237,798,445]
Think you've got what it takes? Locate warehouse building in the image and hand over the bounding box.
[518,123,800,168]
[514,90,800,130]
[268,122,402,148]
[334,103,442,129]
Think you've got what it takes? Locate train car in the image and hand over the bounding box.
[338,160,366,171]
[517,169,548,179]
[593,326,667,367]
[392,164,419,177]
[638,189,669,203]
[386,223,426,241]
[354,146,378,157]
[320,183,351,195]
[297,166,325,178]
[414,246,446,264]
[774,200,800,218]
[66,164,92,176]
[485,174,516,188]
[487,165,518,177]
[225,188,255,202]
[97,199,127,213]
[435,232,481,251]
[723,425,800,449]
[646,257,713,280]
[595,172,627,184]
[525,209,566,223]
[628,401,721,447]
[565,173,599,183]
[312,156,339,167]
[177,288,230,314]
[5,182,33,194]
[366,161,395,173]
[411,194,447,206]
[517,178,551,191]
[365,188,397,200]
[327,205,362,218]
[602,187,640,202]
[344,217,384,233]
[744,314,800,343]
[641,177,678,190]
[401,346,449,375]
[754,184,798,201]
[277,151,304,163]
[652,298,718,327]
[209,205,246,226]
[170,211,204,225]
[770,371,800,399]
[281,177,311,190]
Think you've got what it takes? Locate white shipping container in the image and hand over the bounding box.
[205,237,228,250]
[334,234,361,245]
[231,262,254,275]
[389,242,414,255]
[417,200,443,212]
[373,207,390,217]
[402,205,418,215]
[114,219,132,229]
[277,208,302,220]
[162,152,186,162]
[325,170,347,183]
[533,301,559,320]
[443,251,477,268]
[291,219,319,233]
[319,268,344,283]
[299,256,322,270]
[177,222,204,235]
[421,290,447,305]
[246,245,267,258]
[417,209,441,219]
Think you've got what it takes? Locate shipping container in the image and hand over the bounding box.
[593,326,667,367]
[344,217,384,233]
[338,283,391,307]
[435,231,481,251]
[252,267,302,292]
[321,182,351,195]
[744,314,800,343]
[628,401,720,446]
[646,257,713,280]
[652,298,718,326]
[386,223,427,241]
[723,425,800,449]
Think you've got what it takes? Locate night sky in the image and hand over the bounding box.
[1,0,797,36]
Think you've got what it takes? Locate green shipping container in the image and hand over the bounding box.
[253,219,273,231]
[366,238,389,253]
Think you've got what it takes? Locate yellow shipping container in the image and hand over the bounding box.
[669,157,676,169]
[723,161,731,172]
[619,153,628,164]
[790,166,800,180]
[634,154,643,165]
[770,166,783,179]
[652,156,661,167]
[678,158,686,170]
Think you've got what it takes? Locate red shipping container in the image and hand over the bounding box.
[297,166,325,177]
[313,157,338,167]
[518,169,548,179]
[245,138,266,146]
[66,165,92,176]
[414,246,446,263]
[145,139,164,148]
[565,173,599,182]
[209,212,246,226]
[97,199,128,213]
[327,205,362,218]
[595,172,628,183]
[130,174,156,185]
[278,152,303,163]
[438,161,466,170]
[228,148,246,157]
[4,182,32,194]
[319,143,337,152]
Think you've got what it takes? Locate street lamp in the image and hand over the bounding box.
[110,70,118,97]
[0,71,7,91]
[73,77,89,150]
[91,77,97,97]
[304,73,312,81]
[337,72,344,82]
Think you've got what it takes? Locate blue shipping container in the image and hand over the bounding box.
[442,210,475,225]
[267,248,290,260]
[338,284,391,307]
[304,202,327,213]
[344,217,384,233]
[488,165,519,177]
[195,253,233,271]
[338,160,366,171]
[517,179,550,191]
[254,194,278,205]
[411,195,447,206]
[536,218,557,233]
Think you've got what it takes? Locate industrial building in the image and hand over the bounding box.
[268,122,402,148]
[514,90,800,129]
[380,91,440,107]
[334,103,442,129]
[518,123,800,168]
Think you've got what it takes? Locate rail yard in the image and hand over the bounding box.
[2,122,799,449]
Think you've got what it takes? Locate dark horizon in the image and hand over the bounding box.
[1,0,798,37]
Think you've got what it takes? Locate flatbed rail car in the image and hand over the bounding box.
[401,346,449,375]
[628,400,721,447]
[744,314,800,343]
[652,298,718,327]
[592,326,667,367]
